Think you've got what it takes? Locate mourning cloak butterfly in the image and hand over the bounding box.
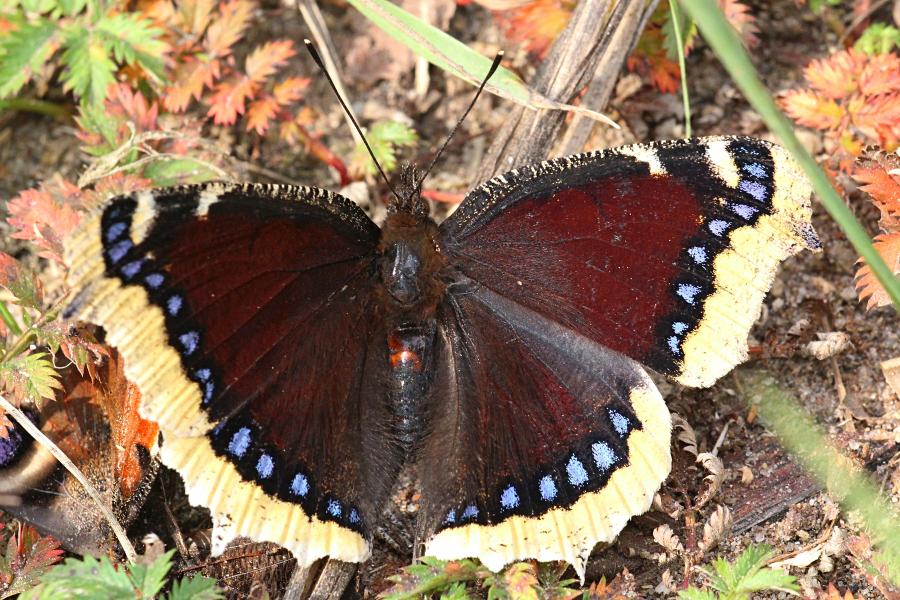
[63,135,818,577]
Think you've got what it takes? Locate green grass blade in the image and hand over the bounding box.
[345,0,617,127]
[669,0,692,138]
[738,370,900,586]
[681,0,900,311]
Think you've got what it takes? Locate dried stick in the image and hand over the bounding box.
[474,0,661,182]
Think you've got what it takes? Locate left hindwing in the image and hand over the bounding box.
[439,136,819,387]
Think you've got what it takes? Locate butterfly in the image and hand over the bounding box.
[62,135,819,578]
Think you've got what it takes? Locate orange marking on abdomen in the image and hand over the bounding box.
[388,334,423,371]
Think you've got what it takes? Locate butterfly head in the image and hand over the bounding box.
[387,164,430,217]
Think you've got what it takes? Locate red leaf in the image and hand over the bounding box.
[0,252,43,309]
[204,0,254,58]
[6,187,80,264]
[855,233,900,309]
[105,83,159,132]
[245,96,279,134]
[206,76,257,125]
[244,40,295,84]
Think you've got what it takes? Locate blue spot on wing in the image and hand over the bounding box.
[121,259,144,279]
[166,295,183,316]
[107,240,133,264]
[539,475,557,501]
[144,273,165,289]
[228,427,251,457]
[708,219,730,237]
[500,485,520,510]
[290,473,309,497]
[608,409,630,436]
[104,222,127,243]
[687,246,707,264]
[256,453,274,479]
[742,162,767,178]
[592,441,617,471]
[739,179,768,202]
[566,455,588,487]
[676,283,701,305]
[179,331,200,355]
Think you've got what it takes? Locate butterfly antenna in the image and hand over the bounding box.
[304,39,401,203]
[412,50,504,199]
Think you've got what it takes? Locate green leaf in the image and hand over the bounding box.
[0,252,43,310]
[60,24,116,107]
[354,120,418,176]
[129,550,173,597]
[57,0,87,16]
[95,13,168,82]
[854,23,900,56]
[166,574,224,600]
[21,555,136,599]
[0,352,62,405]
[19,0,59,14]
[142,157,222,186]
[345,0,616,126]
[0,20,57,99]
[662,2,696,60]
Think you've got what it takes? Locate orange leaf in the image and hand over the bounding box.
[0,408,13,440]
[272,76,309,106]
[853,154,900,228]
[204,0,254,58]
[494,0,573,57]
[855,232,900,309]
[245,96,279,134]
[804,49,868,100]
[206,76,257,125]
[780,89,845,130]
[180,0,216,37]
[244,40,295,84]
[858,52,900,98]
[718,0,759,48]
[164,57,220,113]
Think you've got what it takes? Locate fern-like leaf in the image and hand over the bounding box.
[59,24,116,107]
[95,13,168,83]
[0,352,62,405]
[0,20,57,98]
[352,121,418,177]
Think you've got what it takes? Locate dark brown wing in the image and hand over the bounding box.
[64,183,401,565]
[439,137,818,387]
[418,280,671,577]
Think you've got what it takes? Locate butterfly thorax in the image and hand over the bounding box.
[377,211,446,323]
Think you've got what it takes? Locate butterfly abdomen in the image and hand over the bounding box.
[387,324,437,457]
